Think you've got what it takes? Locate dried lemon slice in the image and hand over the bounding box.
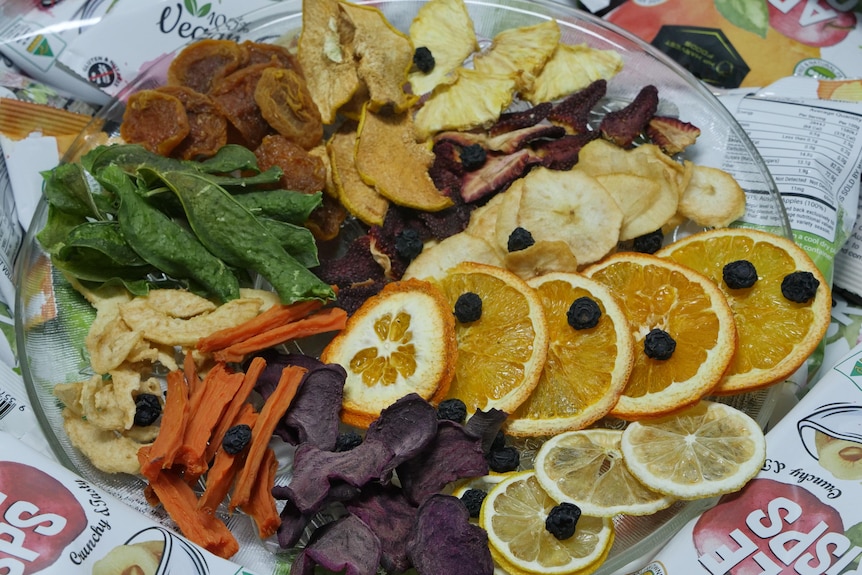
[620,400,766,500]
[320,279,457,427]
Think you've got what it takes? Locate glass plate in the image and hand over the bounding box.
[14,1,791,574]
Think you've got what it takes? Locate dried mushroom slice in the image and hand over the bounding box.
[155,85,227,160]
[210,62,275,149]
[297,0,362,124]
[167,38,249,94]
[255,66,324,150]
[120,90,190,156]
[524,43,623,105]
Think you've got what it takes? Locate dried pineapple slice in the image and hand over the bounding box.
[408,0,479,96]
[414,68,518,139]
[472,19,561,92]
[524,43,624,105]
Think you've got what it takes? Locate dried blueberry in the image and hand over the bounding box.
[437,398,468,423]
[395,228,424,261]
[460,488,487,518]
[133,393,161,427]
[723,260,758,289]
[644,328,676,360]
[487,446,520,473]
[413,46,435,74]
[222,424,252,455]
[567,297,601,330]
[490,429,507,452]
[632,229,664,254]
[454,292,482,323]
[335,430,364,452]
[781,271,820,303]
[507,227,535,252]
[460,144,487,171]
[545,502,581,540]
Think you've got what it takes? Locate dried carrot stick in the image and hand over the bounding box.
[198,403,258,514]
[214,307,347,363]
[176,365,246,477]
[229,365,306,511]
[204,356,266,463]
[183,349,201,397]
[148,468,240,559]
[240,447,280,539]
[196,299,324,353]
[140,369,189,482]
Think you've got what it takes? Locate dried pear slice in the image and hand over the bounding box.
[524,43,624,105]
[414,68,518,139]
[678,164,747,228]
[355,106,453,212]
[328,123,389,226]
[339,1,417,114]
[472,19,561,92]
[297,0,361,124]
[408,0,479,96]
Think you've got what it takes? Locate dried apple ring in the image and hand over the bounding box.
[255,67,323,150]
[155,85,227,160]
[167,38,249,94]
[120,90,189,156]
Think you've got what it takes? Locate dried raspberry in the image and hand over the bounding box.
[723,260,758,289]
[413,46,435,74]
[600,84,659,148]
[781,271,820,303]
[644,328,676,360]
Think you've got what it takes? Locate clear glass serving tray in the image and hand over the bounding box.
[15,1,791,573]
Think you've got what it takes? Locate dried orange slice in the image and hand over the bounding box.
[432,262,549,415]
[320,279,457,427]
[506,273,633,437]
[583,253,737,420]
[657,227,831,394]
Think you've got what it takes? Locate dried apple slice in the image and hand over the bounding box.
[355,106,453,212]
[678,164,747,228]
[472,19,561,93]
[524,43,623,105]
[408,0,479,96]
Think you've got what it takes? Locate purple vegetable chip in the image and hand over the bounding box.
[345,483,418,574]
[464,408,508,453]
[365,393,438,469]
[276,498,310,549]
[397,420,489,506]
[290,515,382,575]
[406,494,494,575]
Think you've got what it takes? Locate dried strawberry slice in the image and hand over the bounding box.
[460,149,543,203]
[548,79,607,134]
[599,84,659,148]
[490,102,552,136]
[533,131,600,170]
[647,115,701,155]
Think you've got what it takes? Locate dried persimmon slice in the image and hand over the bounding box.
[210,62,275,149]
[155,85,227,160]
[167,38,249,94]
[254,134,327,195]
[120,90,190,156]
[243,40,301,71]
[255,67,323,150]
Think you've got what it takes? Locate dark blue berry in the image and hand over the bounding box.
[781,271,819,303]
[723,260,758,289]
[335,431,363,452]
[437,398,468,423]
[487,446,520,473]
[567,297,601,330]
[633,229,664,254]
[454,292,482,323]
[460,488,487,518]
[133,393,161,427]
[413,47,435,74]
[545,502,581,540]
[222,424,252,455]
[395,228,424,261]
[644,328,676,360]
[507,227,535,252]
[460,144,487,171]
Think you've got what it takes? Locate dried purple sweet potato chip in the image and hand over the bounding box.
[345,483,418,574]
[365,393,438,468]
[406,494,494,575]
[464,408,508,453]
[276,498,310,549]
[397,420,489,506]
[290,515,382,575]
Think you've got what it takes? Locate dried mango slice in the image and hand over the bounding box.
[339,1,416,114]
[472,19,560,92]
[355,106,453,212]
[167,38,249,94]
[255,66,324,150]
[120,90,190,156]
[414,68,517,139]
[524,43,623,105]
[408,0,479,96]
[328,123,389,226]
[297,0,361,124]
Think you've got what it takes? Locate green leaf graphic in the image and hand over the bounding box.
[715,0,769,38]
[184,0,198,15]
[198,2,212,17]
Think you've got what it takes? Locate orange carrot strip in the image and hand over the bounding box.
[214,307,347,363]
[198,403,258,514]
[140,369,189,482]
[229,365,306,511]
[183,349,201,397]
[177,366,246,478]
[204,356,266,463]
[196,299,324,353]
[240,447,281,539]
[148,468,240,559]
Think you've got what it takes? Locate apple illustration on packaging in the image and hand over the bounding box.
[768,0,857,47]
[0,461,88,574]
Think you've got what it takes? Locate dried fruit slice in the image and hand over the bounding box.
[480,470,615,575]
[620,400,766,500]
[320,279,457,428]
[677,164,747,228]
[472,19,561,93]
[432,262,549,414]
[506,273,633,437]
[523,43,623,105]
[403,233,504,282]
[516,167,623,266]
[327,123,389,226]
[583,252,737,420]
[408,0,479,96]
[120,90,189,156]
[414,68,518,139]
[657,227,831,394]
[534,429,675,517]
[355,106,453,212]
